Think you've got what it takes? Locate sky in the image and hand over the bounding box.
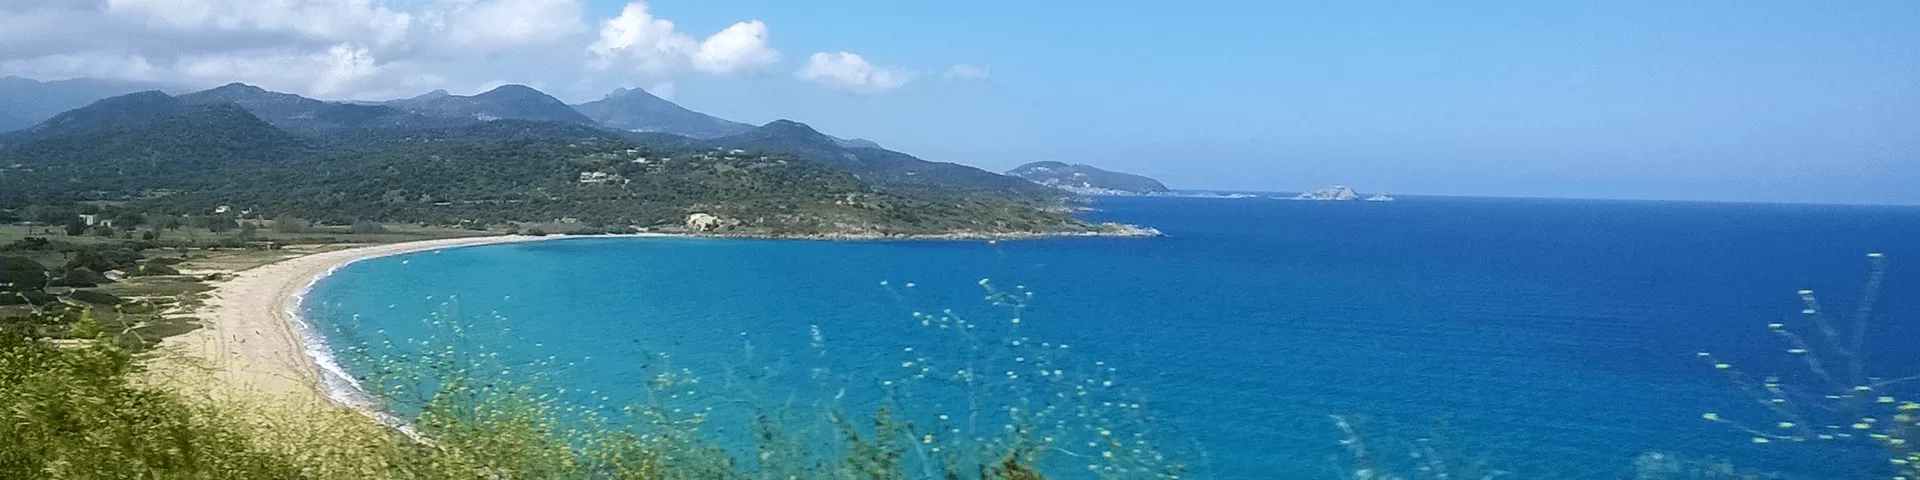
[1,1,1916,205]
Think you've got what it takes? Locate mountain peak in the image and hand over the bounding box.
[212,82,267,93]
[762,119,817,132]
[22,90,185,140]
[478,84,546,98]
[574,87,753,138]
[403,89,452,102]
[386,84,594,125]
[110,90,175,102]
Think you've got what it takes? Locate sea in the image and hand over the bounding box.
[303,195,1920,479]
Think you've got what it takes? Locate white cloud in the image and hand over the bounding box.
[436,0,588,54]
[587,1,778,78]
[104,0,415,51]
[0,0,599,99]
[944,64,990,81]
[585,2,695,75]
[796,52,913,93]
[692,20,778,75]
[0,0,957,100]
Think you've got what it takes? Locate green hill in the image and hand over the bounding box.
[1007,161,1170,194]
[0,93,1093,237]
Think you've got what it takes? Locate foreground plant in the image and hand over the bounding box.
[1695,253,1915,478]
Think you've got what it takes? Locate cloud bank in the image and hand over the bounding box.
[0,1,957,99]
[796,52,914,93]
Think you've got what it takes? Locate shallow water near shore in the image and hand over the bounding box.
[305,196,1920,479]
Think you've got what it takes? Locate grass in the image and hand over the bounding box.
[1694,252,1918,478]
[0,220,503,351]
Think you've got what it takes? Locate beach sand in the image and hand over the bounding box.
[146,235,585,407]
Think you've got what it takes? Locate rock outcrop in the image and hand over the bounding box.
[685,213,723,232]
[1296,186,1360,201]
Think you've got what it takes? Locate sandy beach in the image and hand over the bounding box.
[147,235,594,407]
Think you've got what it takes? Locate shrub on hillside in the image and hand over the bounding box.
[67,290,123,305]
[125,262,181,277]
[0,256,49,292]
[350,220,388,234]
[64,249,143,273]
[48,267,111,288]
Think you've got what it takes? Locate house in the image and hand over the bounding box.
[578,171,615,184]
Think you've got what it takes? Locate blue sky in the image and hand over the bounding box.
[619,1,1920,205]
[3,1,1915,204]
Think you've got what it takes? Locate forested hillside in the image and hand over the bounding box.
[0,92,1095,237]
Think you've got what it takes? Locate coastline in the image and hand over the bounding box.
[148,234,669,411]
[142,226,1161,417]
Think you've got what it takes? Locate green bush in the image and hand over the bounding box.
[48,267,111,288]
[67,289,123,305]
[127,262,182,277]
[0,256,49,292]
[351,220,388,234]
[64,248,143,273]
[0,334,311,479]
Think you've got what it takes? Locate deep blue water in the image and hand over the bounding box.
[306,196,1920,479]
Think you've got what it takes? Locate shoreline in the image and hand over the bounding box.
[145,226,1161,418]
[149,234,674,413]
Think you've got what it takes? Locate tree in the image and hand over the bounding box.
[350,220,387,234]
[153,215,184,231]
[203,215,238,233]
[28,205,72,225]
[0,209,18,223]
[0,256,49,292]
[112,211,145,230]
[64,218,87,236]
[272,215,312,233]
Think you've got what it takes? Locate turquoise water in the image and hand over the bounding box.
[306,196,1920,479]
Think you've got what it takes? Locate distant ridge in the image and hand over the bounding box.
[9,91,183,143]
[713,119,1056,196]
[574,87,883,147]
[3,79,1056,201]
[1007,161,1170,195]
[177,83,445,134]
[384,84,597,125]
[573,87,754,139]
[0,76,169,133]
[0,90,1096,236]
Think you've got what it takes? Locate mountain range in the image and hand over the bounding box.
[0,79,1119,236]
[0,80,1052,197]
